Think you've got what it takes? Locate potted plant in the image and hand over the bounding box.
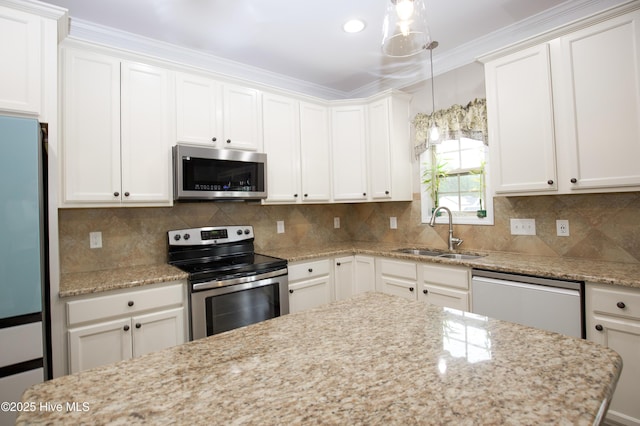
[422,157,448,216]
[474,161,487,218]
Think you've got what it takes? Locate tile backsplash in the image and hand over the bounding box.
[58,192,640,274]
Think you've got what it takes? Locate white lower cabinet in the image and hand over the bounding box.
[376,258,418,301]
[418,263,471,311]
[586,283,640,426]
[66,282,186,374]
[288,259,333,313]
[334,255,375,301]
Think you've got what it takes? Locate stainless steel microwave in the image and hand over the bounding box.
[173,144,267,201]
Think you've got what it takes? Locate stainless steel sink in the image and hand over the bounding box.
[436,253,485,260]
[396,248,447,256]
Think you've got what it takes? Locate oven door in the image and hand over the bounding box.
[189,269,288,340]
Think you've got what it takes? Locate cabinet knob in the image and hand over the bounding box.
[124,192,130,197]
[336,262,341,266]
[363,192,367,197]
[409,287,414,292]
[423,289,428,294]
[289,289,294,294]
[226,139,231,144]
[547,180,554,185]
[212,137,217,142]
[617,301,626,309]
[595,324,603,331]
[123,325,130,331]
[385,190,390,195]
[114,191,120,197]
[294,194,298,198]
[135,323,141,329]
[304,194,308,197]
[127,301,134,307]
[570,178,578,183]
[308,268,313,273]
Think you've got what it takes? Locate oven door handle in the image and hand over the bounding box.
[192,267,288,292]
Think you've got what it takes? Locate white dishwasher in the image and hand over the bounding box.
[471,269,584,338]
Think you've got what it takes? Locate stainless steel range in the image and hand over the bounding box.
[167,225,288,340]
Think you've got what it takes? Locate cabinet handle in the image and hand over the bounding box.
[114,191,120,197]
[289,289,294,294]
[308,268,313,273]
[212,137,217,142]
[409,287,414,292]
[135,323,141,329]
[123,325,130,331]
[595,324,603,331]
[226,139,231,144]
[124,192,130,197]
[547,180,554,185]
[423,289,428,294]
[570,178,578,183]
[127,301,134,307]
[617,301,626,309]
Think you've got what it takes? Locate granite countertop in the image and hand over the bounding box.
[18,292,621,425]
[59,243,640,297]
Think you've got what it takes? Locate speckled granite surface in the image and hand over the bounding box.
[59,243,640,298]
[18,292,621,425]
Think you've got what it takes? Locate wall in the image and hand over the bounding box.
[58,62,640,273]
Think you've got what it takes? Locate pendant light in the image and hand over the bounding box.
[427,41,440,143]
[381,0,431,57]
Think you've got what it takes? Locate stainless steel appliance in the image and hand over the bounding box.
[167,225,288,340]
[0,117,50,425]
[173,144,267,201]
[471,269,584,338]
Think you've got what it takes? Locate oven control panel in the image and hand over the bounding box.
[168,226,254,246]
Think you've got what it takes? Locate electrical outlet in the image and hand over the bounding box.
[334,217,340,229]
[89,231,102,249]
[276,220,285,234]
[556,219,570,236]
[390,217,398,229]
[510,218,536,235]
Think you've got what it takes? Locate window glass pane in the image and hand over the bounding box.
[460,149,482,169]
[459,174,479,192]
[439,175,459,193]
[460,192,480,211]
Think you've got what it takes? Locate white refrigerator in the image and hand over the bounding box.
[0,115,50,425]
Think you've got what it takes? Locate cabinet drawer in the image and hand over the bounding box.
[67,283,184,326]
[420,264,469,290]
[590,285,640,320]
[289,259,331,282]
[379,259,417,280]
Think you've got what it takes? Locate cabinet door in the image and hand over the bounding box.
[334,256,355,301]
[0,6,41,115]
[288,277,332,314]
[62,49,121,203]
[121,61,173,204]
[485,44,558,194]
[354,255,375,294]
[379,276,417,301]
[222,84,260,151]
[368,98,393,199]
[299,102,331,202]
[331,105,368,201]
[68,318,132,374]
[175,72,219,146]
[419,284,469,311]
[132,307,185,358]
[263,93,300,202]
[588,315,640,425]
[559,10,640,190]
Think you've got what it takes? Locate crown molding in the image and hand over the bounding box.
[0,0,69,39]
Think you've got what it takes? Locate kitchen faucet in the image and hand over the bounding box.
[429,206,463,251]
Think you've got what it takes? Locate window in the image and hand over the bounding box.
[420,137,493,225]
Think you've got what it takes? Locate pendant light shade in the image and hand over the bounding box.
[381,0,431,57]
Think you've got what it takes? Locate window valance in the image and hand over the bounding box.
[413,98,488,157]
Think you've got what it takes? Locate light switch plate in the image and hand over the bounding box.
[390,217,398,229]
[276,221,285,234]
[510,218,536,235]
[334,217,340,229]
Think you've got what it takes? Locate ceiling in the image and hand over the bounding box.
[43,0,628,99]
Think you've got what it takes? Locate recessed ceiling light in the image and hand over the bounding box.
[343,19,366,33]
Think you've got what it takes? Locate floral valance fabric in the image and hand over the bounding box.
[413,98,488,157]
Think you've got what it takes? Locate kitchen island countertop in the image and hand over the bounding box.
[19,292,621,425]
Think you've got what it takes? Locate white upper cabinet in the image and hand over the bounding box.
[367,93,412,201]
[263,93,300,203]
[175,75,261,151]
[299,101,331,202]
[0,6,41,115]
[485,44,558,194]
[331,104,368,201]
[175,72,219,146]
[482,5,640,196]
[61,48,173,207]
